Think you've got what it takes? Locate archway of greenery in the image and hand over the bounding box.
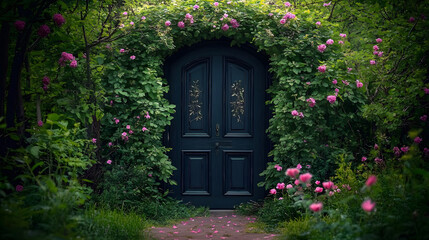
[99,0,367,206]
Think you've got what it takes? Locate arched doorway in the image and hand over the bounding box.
[165,40,269,209]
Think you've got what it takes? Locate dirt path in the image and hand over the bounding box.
[147,211,278,240]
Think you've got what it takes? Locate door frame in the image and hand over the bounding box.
[162,39,273,206]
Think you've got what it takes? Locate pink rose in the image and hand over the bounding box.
[370,60,376,65]
[306,82,311,85]
[285,168,300,178]
[365,175,377,187]
[126,125,131,129]
[193,4,199,10]
[361,156,367,162]
[347,67,352,72]
[335,88,339,93]
[16,185,24,192]
[309,202,323,212]
[306,98,316,107]
[373,45,379,51]
[37,25,50,38]
[339,33,346,38]
[374,143,379,150]
[315,187,323,193]
[332,79,337,84]
[145,112,150,119]
[274,164,283,171]
[130,21,134,26]
[142,127,148,132]
[294,179,300,185]
[123,12,128,16]
[37,120,43,127]
[414,137,422,144]
[92,138,97,143]
[376,38,382,43]
[316,21,321,26]
[114,118,120,124]
[286,184,293,189]
[285,2,291,7]
[318,65,326,73]
[130,55,136,60]
[361,199,375,212]
[298,112,304,118]
[296,163,302,169]
[326,39,334,45]
[230,19,239,28]
[315,180,320,185]
[165,21,171,26]
[107,159,112,164]
[276,183,285,190]
[178,21,185,28]
[338,40,344,44]
[317,44,327,53]
[424,87,429,94]
[280,19,286,24]
[327,95,336,104]
[141,16,146,20]
[374,157,383,164]
[53,14,65,27]
[14,20,26,31]
[299,173,312,183]
[214,2,219,6]
[401,146,409,153]
[222,24,229,31]
[269,189,277,195]
[70,60,77,68]
[322,181,334,189]
[356,80,363,88]
[108,142,113,147]
[120,49,125,53]
[378,51,383,57]
[420,115,427,121]
[186,13,193,19]
[291,110,299,116]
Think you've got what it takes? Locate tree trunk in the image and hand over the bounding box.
[6,24,31,135]
[0,22,10,118]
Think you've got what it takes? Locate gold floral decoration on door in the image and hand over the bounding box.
[230,80,245,123]
[188,79,203,122]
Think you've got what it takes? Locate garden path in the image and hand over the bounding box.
[147,210,278,240]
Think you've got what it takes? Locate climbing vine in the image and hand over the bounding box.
[98,0,368,204]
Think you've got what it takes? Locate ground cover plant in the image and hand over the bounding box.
[0,0,428,239]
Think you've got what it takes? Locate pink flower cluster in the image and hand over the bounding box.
[14,20,25,31]
[280,12,296,24]
[274,164,282,171]
[306,98,316,107]
[42,76,50,92]
[37,25,50,38]
[53,14,65,27]
[356,80,363,88]
[327,95,336,104]
[318,65,326,72]
[291,110,304,118]
[58,52,77,68]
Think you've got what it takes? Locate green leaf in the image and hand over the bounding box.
[29,146,40,159]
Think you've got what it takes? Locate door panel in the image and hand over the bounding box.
[182,151,210,195]
[182,58,210,137]
[224,58,253,137]
[166,43,267,209]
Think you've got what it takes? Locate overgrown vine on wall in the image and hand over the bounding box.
[97,0,368,205]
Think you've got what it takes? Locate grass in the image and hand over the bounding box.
[77,207,151,240]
